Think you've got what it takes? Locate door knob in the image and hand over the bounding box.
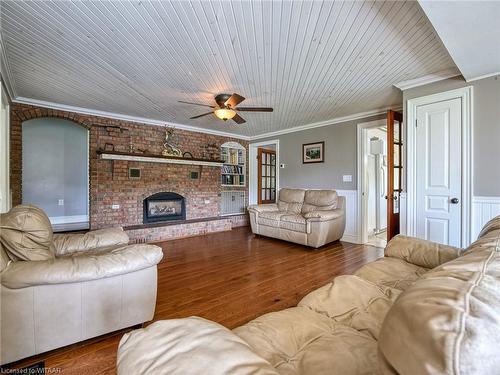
[451,198,459,204]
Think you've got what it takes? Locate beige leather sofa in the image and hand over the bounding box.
[0,205,163,365]
[248,188,346,248]
[117,215,500,375]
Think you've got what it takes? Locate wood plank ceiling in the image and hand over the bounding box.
[0,0,458,137]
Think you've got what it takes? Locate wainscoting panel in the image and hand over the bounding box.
[337,190,358,243]
[471,196,500,240]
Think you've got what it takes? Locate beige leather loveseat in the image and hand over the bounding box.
[248,188,346,248]
[117,215,500,375]
[0,205,163,365]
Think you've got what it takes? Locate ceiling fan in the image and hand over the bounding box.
[178,93,273,124]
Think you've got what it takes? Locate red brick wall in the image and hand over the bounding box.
[10,103,249,230]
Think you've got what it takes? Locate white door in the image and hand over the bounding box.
[416,98,462,246]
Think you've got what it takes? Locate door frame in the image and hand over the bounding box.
[357,118,387,244]
[406,86,473,247]
[248,139,280,205]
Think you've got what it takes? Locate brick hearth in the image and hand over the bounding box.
[10,103,249,239]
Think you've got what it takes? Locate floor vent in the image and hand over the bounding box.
[221,191,246,216]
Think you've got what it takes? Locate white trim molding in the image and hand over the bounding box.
[406,86,473,247]
[393,68,461,91]
[248,139,280,205]
[13,96,252,141]
[251,106,400,140]
[471,196,500,240]
[336,190,359,243]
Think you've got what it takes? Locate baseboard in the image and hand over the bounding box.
[49,215,89,225]
[340,234,360,244]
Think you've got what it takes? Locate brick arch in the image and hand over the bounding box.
[10,104,93,207]
[14,107,92,129]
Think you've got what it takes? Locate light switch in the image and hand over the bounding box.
[280,163,286,169]
[343,175,352,182]
[58,199,64,206]
[111,204,120,210]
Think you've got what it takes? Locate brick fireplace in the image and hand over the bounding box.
[10,103,249,241]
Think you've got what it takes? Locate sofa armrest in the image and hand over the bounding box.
[304,209,344,222]
[248,204,279,213]
[117,317,279,375]
[53,227,129,255]
[385,235,462,269]
[1,244,163,289]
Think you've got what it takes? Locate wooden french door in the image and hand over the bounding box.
[386,110,403,241]
[257,148,277,204]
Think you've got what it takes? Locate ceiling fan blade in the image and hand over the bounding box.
[178,100,215,108]
[190,112,214,119]
[232,113,246,124]
[234,107,273,112]
[224,93,245,108]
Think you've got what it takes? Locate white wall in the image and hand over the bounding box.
[22,118,89,225]
[0,82,10,213]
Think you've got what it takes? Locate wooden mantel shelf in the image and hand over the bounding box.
[97,150,225,167]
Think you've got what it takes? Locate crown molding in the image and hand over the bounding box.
[465,71,500,83]
[12,96,251,140]
[393,69,461,91]
[13,96,404,142]
[250,105,401,140]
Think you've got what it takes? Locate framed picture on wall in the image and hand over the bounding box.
[302,141,325,164]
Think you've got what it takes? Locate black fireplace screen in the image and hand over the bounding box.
[143,192,185,223]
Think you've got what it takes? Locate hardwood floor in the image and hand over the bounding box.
[8,227,383,374]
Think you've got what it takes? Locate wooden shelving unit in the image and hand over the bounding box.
[220,143,246,187]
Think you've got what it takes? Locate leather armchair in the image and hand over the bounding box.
[248,188,346,248]
[0,205,163,365]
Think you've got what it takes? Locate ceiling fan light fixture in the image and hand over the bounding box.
[214,107,236,121]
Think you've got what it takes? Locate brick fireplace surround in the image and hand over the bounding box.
[10,103,249,241]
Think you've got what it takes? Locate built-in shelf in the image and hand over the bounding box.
[97,150,224,167]
[221,142,246,187]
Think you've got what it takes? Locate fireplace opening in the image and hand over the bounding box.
[143,192,186,224]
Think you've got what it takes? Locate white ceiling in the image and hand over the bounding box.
[1,1,458,138]
[419,1,500,82]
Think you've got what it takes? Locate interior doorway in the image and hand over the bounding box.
[248,139,279,205]
[358,120,389,247]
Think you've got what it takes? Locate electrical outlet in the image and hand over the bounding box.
[343,175,352,182]
[58,199,64,206]
[111,204,120,210]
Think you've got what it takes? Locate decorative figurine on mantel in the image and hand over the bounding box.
[162,126,182,157]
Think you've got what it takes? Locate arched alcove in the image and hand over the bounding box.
[22,117,89,230]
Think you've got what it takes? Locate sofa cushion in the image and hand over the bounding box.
[298,275,401,340]
[477,215,500,239]
[234,307,378,375]
[258,211,289,228]
[53,227,129,256]
[1,243,163,288]
[385,234,462,269]
[301,190,338,214]
[277,188,305,214]
[354,257,429,291]
[280,214,308,233]
[378,233,500,375]
[118,318,278,375]
[0,205,55,261]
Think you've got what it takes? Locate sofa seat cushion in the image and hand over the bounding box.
[354,257,429,291]
[234,307,378,375]
[298,275,400,340]
[279,214,308,233]
[0,205,55,261]
[258,211,289,227]
[118,317,279,375]
[1,243,163,288]
[301,190,338,214]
